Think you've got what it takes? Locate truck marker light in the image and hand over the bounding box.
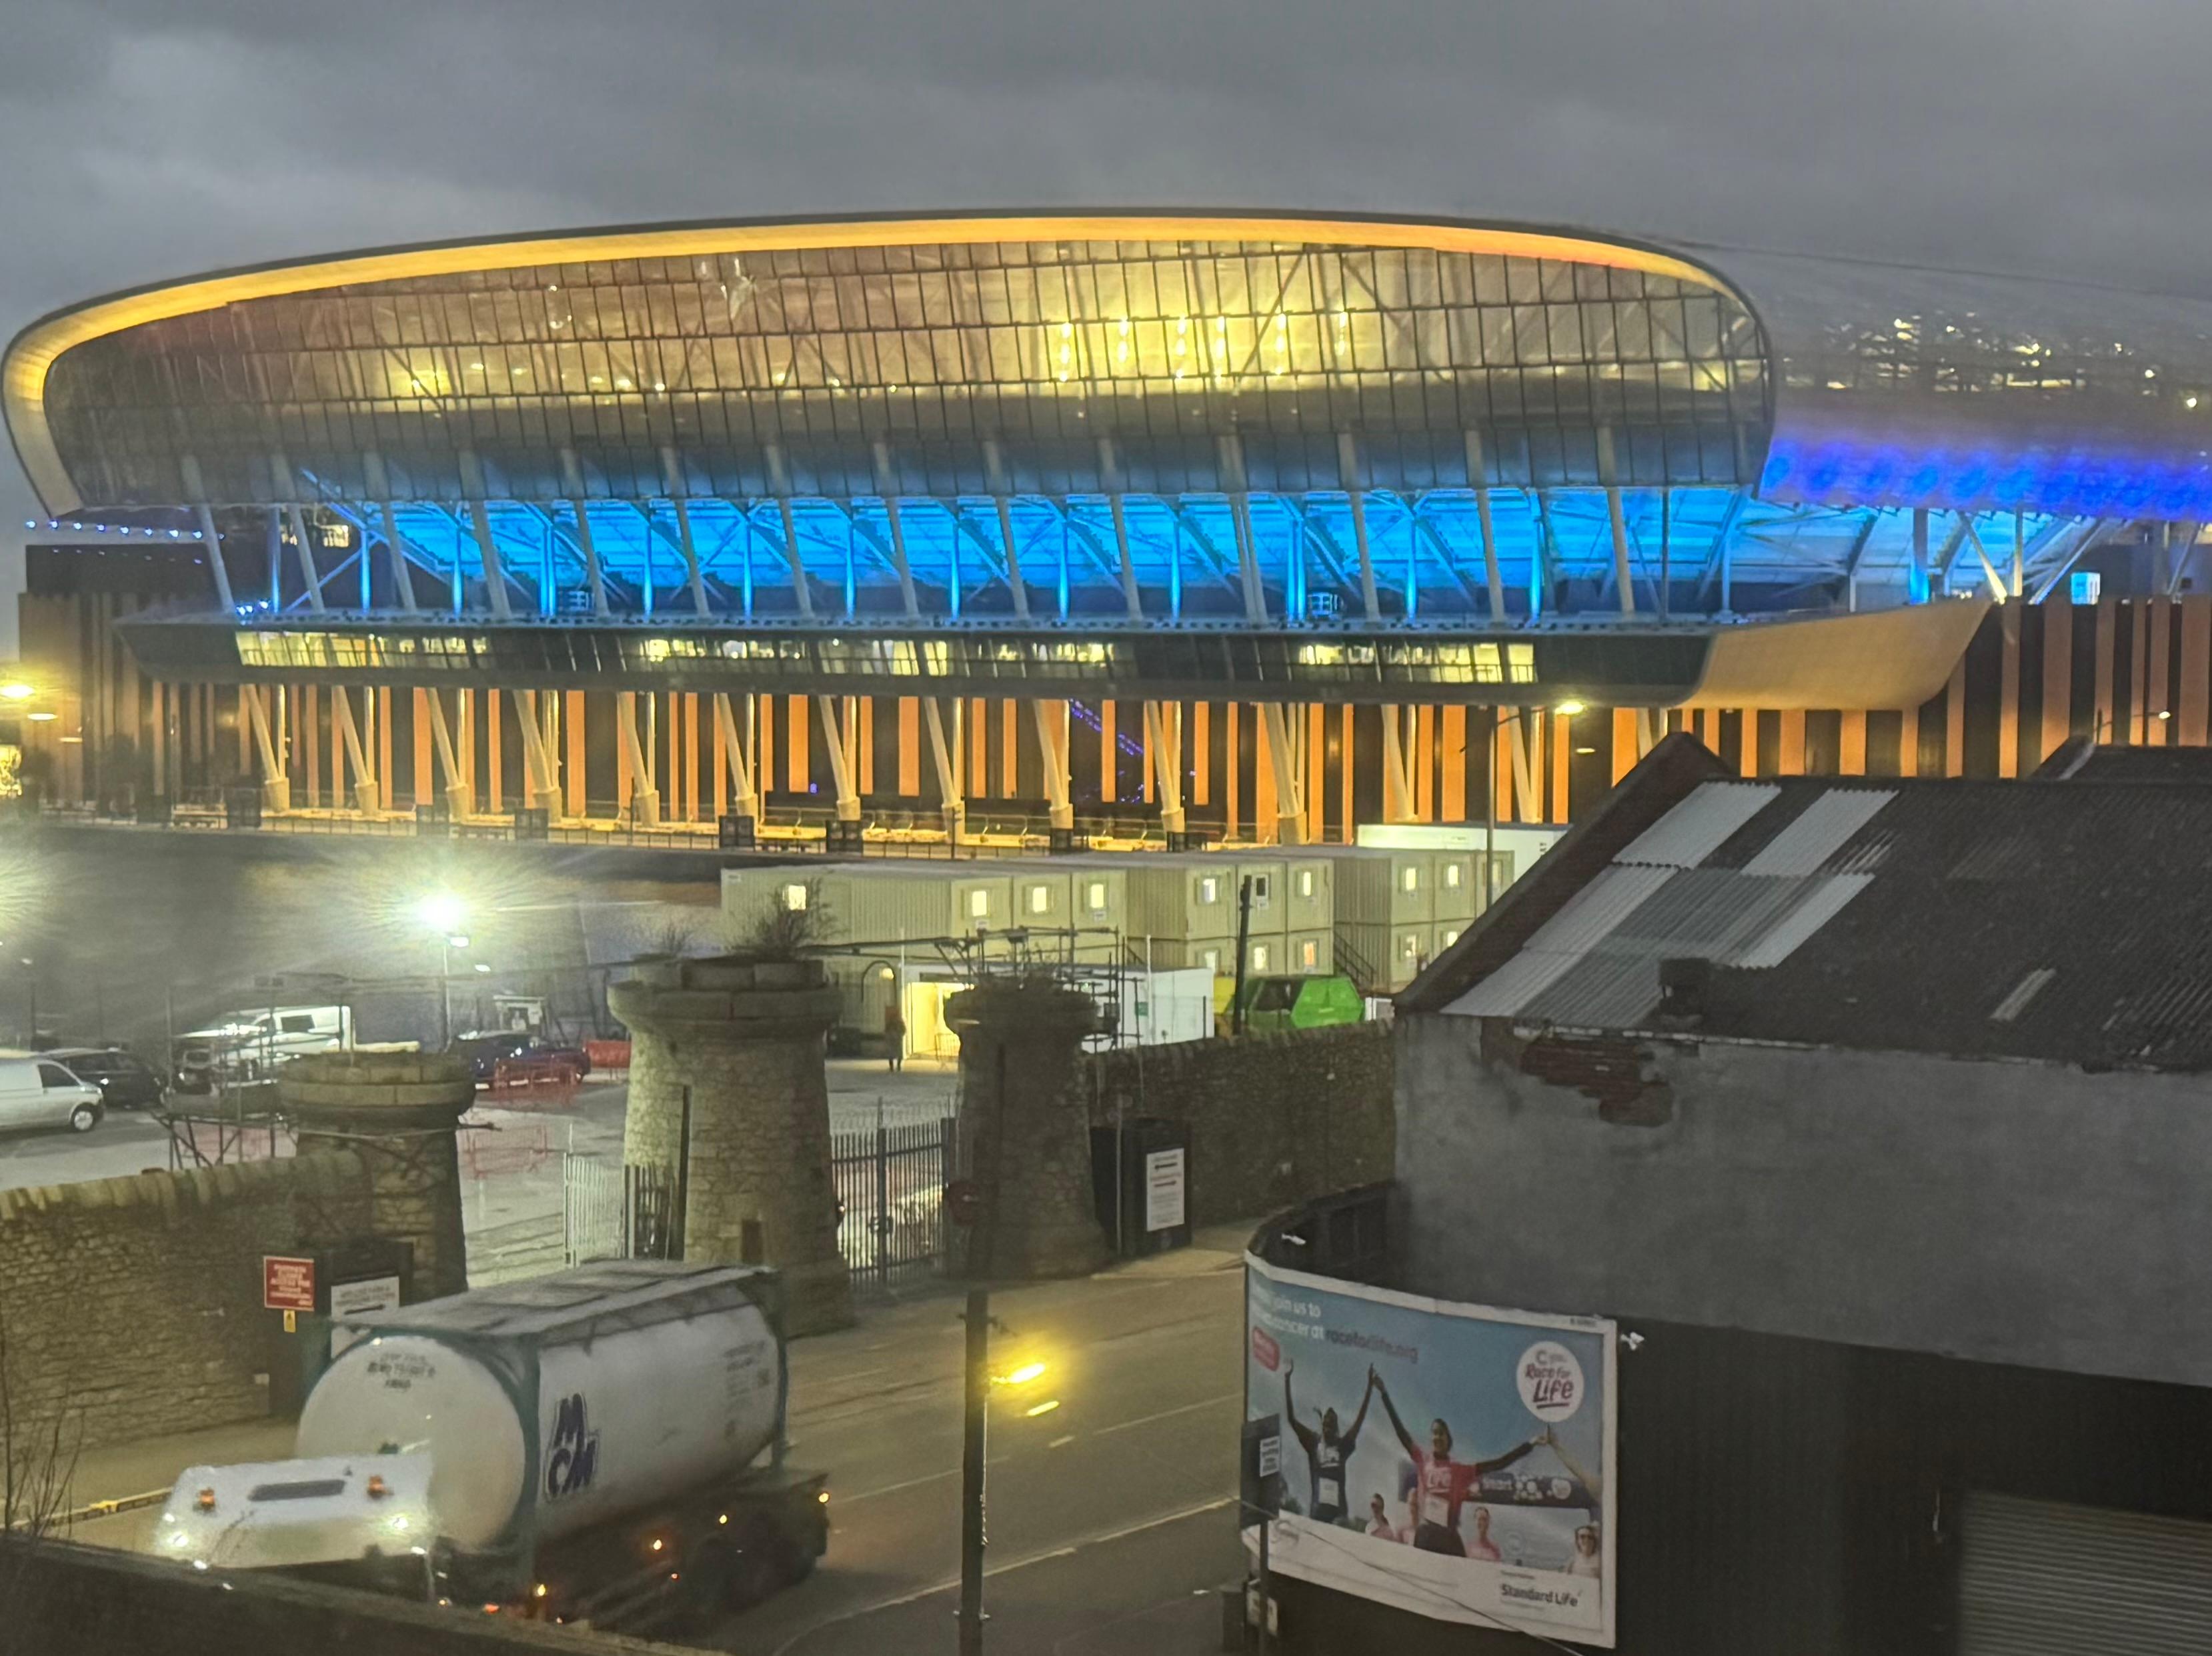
[534,1583,548,1599]
[195,1488,217,1513]
[365,1475,390,1500]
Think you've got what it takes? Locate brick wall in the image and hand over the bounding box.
[0,1153,373,1447]
[3,1537,661,1656]
[1086,1024,1393,1227]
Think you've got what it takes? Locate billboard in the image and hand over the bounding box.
[1244,1255,1616,1646]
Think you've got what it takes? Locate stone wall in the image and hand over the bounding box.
[3,1537,663,1656]
[0,1152,373,1446]
[1396,1010,2212,1391]
[1086,1024,1394,1227]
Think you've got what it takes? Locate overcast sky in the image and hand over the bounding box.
[2,0,2207,645]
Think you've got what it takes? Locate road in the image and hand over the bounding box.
[0,1105,172,1187]
[707,1247,1246,1655]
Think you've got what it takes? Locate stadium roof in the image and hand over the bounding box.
[10,211,2208,624]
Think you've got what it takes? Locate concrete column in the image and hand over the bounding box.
[610,955,853,1335]
[280,1051,473,1299]
[948,981,1110,1280]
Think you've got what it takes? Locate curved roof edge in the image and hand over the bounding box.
[1,209,1742,516]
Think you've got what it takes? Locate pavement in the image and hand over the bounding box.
[63,1224,1252,1656]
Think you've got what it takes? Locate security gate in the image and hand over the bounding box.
[831,1115,957,1293]
[563,1154,678,1264]
[1959,1491,2212,1655]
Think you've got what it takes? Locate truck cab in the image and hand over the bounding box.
[159,1453,436,1595]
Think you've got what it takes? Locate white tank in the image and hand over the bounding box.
[297,1261,784,1552]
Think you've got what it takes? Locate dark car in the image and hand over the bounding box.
[448,1029,592,1085]
[43,1046,167,1110]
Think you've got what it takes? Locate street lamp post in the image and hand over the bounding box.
[415,893,469,1051]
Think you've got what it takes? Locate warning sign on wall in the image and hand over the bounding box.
[262,1255,316,1313]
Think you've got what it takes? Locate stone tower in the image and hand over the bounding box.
[948,978,1110,1280]
[609,954,853,1335]
[280,1049,475,1299]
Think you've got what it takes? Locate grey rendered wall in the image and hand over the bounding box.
[1396,1012,2212,1389]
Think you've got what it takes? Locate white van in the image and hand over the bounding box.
[0,1058,104,1133]
[173,1005,355,1093]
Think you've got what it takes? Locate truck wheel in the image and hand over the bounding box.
[722,1524,782,1611]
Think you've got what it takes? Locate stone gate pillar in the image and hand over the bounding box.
[280,1050,475,1299]
[948,980,1110,1280]
[609,955,853,1335]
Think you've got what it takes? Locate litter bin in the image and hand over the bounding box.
[1090,1116,1193,1257]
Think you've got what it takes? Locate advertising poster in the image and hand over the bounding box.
[1244,1255,1616,1646]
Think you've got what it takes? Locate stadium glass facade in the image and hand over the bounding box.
[10,213,2212,850]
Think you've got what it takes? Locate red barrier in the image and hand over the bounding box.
[487,1055,582,1107]
[583,1039,632,1079]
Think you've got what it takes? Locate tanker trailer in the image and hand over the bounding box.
[158,1259,828,1633]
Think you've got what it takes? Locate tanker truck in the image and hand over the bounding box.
[155,1259,828,1633]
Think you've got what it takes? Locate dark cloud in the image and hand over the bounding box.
[3,0,2209,641]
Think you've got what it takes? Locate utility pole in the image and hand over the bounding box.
[1230,875,1254,1035]
[958,1280,990,1656]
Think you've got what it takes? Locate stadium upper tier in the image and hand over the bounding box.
[9,211,2211,625]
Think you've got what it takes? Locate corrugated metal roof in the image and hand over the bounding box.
[1614,782,1781,868]
[1991,967,2057,1023]
[1520,864,1679,955]
[1742,789,1897,876]
[1437,756,2212,1069]
[1441,945,1588,1017]
[1607,867,1814,955]
[1731,873,1874,968]
[1518,951,1666,1030]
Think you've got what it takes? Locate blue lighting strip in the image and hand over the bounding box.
[266,488,2086,625]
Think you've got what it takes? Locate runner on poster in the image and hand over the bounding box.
[1244,1254,1616,1647]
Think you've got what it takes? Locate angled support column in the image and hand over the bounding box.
[1465,429,1509,622]
[242,685,289,812]
[986,439,1034,618]
[616,691,659,826]
[872,441,923,616]
[1336,433,1383,622]
[816,695,861,823]
[925,699,964,839]
[713,693,759,821]
[1379,704,1414,823]
[1597,427,1637,617]
[1266,702,1306,846]
[1509,709,1541,825]
[422,687,472,819]
[660,446,713,615]
[283,504,326,613]
[1032,699,1073,831]
[1096,440,1144,620]
[513,689,562,813]
[329,687,379,815]
[465,499,514,620]
[764,444,816,617]
[558,448,610,616]
[375,503,421,613]
[1144,701,1186,836]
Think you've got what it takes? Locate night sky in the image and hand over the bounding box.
[2,0,2203,646]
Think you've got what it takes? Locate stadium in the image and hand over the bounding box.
[5,209,2209,839]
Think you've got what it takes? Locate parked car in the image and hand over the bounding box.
[0,1057,104,1133]
[41,1046,167,1111]
[447,1029,592,1085]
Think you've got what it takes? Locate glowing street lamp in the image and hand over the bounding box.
[0,683,35,702]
